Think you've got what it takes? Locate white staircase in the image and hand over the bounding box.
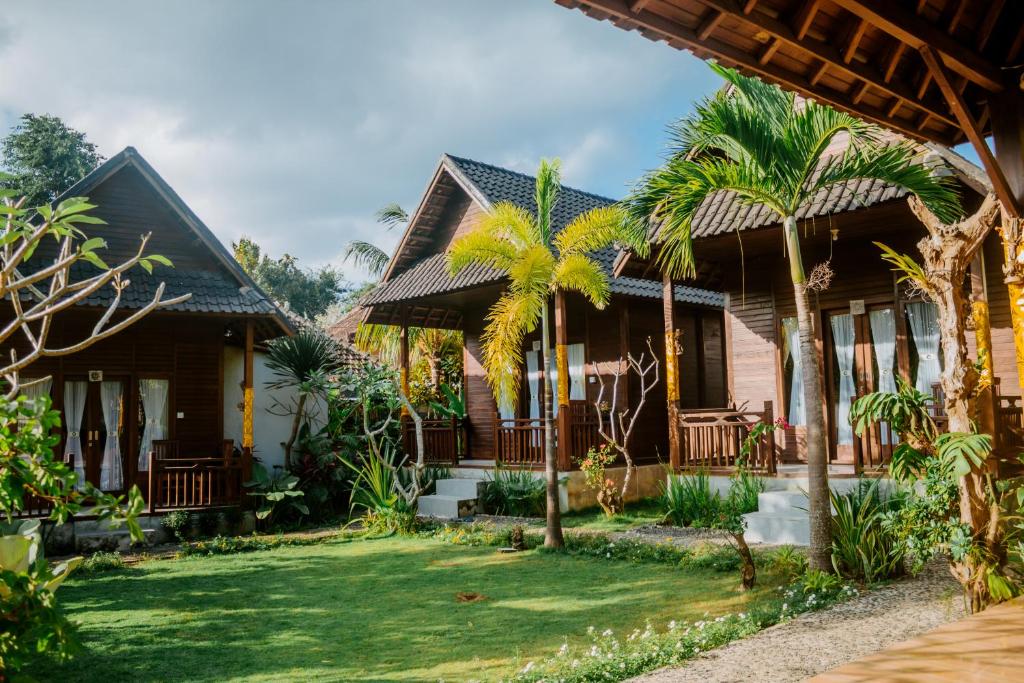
[418,469,489,519]
[742,490,812,546]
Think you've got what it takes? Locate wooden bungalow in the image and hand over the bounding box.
[8,147,295,515]
[617,142,1024,475]
[358,154,728,472]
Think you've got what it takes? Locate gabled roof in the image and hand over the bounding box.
[364,154,724,312]
[50,147,294,337]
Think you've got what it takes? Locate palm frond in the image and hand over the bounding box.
[354,323,400,364]
[265,330,340,388]
[375,203,409,229]
[447,225,518,276]
[874,242,932,294]
[810,141,962,223]
[709,63,793,138]
[507,244,556,296]
[535,158,561,244]
[480,287,546,411]
[343,240,391,278]
[479,201,541,250]
[553,254,610,308]
[554,205,626,257]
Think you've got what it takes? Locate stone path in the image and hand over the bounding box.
[631,560,965,683]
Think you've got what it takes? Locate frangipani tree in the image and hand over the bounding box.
[627,63,961,570]
[448,159,639,548]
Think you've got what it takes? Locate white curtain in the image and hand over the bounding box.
[782,317,805,425]
[138,379,169,470]
[567,343,585,400]
[526,351,541,419]
[831,314,856,445]
[870,309,898,445]
[548,350,560,418]
[63,381,88,488]
[21,377,52,403]
[100,381,124,490]
[907,302,941,396]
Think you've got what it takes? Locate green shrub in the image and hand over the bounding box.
[78,551,126,575]
[660,469,720,527]
[424,521,537,548]
[179,531,348,557]
[767,545,808,580]
[830,478,905,583]
[480,467,546,517]
[161,510,193,542]
[728,469,766,514]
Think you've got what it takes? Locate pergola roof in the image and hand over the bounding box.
[556,0,1024,213]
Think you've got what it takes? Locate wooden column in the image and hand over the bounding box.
[991,86,1024,393]
[663,273,681,470]
[971,254,997,442]
[399,313,410,416]
[554,289,571,471]
[242,320,255,454]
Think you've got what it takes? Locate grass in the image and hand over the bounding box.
[560,497,665,532]
[28,535,786,682]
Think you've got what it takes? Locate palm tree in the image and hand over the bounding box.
[343,204,462,390]
[627,64,961,570]
[448,159,634,548]
[265,329,340,470]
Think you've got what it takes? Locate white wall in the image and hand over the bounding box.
[222,347,326,473]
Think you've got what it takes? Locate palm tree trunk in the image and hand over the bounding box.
[784,215,831,570]
[541,298,564,548]
[284,393,307,472]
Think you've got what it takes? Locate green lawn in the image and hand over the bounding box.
[560,498,665,532]
[30,536,776,682]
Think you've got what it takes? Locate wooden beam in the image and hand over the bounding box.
[809,60,828,86]
[883,41,906,83]
[629,0,649,12]
[990,88,1024,211]
[829,0,1005,92]
[571,0,959,144]
[1008,25,1024,63]
[697,9,725,41]
[742,0,757,13]
[886,96,903,118]
[843,18,867,64]
[945,0,967,36]
[919,45,1021,218]
[759,36,781,65]
[852,80,870,105]
[683,0,958,128]
[792,0,821,41]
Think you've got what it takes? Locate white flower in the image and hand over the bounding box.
[606,552,611,558]
[668,620,677,629]
[602,629,613,637]
[572,659,580,668]
[782,603,788,611]
[520,662,535,673]
[558,643,569,656]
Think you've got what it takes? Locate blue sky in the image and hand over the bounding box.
[0,1,984,284]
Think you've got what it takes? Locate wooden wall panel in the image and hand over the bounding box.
[626,304,670,464]
[983,233,1022,398]
[463,309,496,459]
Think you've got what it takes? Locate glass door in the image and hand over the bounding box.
[64,377,127,492]
[827,312,857,463]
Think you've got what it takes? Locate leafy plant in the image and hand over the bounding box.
[78,551,126,575]
[830,479,905,583]
[428,383,466,420]
[161,510,193,542]
[799,569,844,594]
[660,469,720,528]
[728,469,766,515]
[575,443,620,516]
[767,546,808,581]
[244,463,309,526]
[346,449,416,535]
[480,467,546,518]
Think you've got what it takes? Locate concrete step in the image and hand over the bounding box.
[450,467,493,481]
[76,527,157,553]
[418,494,476,519]
[742,511,810,546]
[757,490,809,514]
[435,478,484,498]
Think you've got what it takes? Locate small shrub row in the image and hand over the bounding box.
[77,551,127,575]
[161,508,245,542]
[511,572,858,682]
[479,467,547,517]
[178,531,348,557]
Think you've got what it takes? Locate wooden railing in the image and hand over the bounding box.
[677,401,776,474]
[495,418,546,467]
[998,396,1024,450]
[402,417,466,466]
[567,401,602,460]
[147,452,249,512]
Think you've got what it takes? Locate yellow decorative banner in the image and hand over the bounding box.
[665,330,679,402]
[242,387,254,448]
[555,344,570,406]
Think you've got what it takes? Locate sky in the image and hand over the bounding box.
[0,0,721,284]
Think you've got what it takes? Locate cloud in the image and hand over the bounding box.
[0,0,718,283]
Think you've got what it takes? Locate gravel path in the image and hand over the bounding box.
[631,560,965,683]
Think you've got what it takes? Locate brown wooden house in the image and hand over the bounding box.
[8,147,294,514]
[618,143,1024,475]
[358,154,728,472]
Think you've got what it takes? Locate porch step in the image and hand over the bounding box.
[418,494,477,520]
[435,478,484,498]
[450,467,493,481]
[742,511,810,546]
[757,490,809,514]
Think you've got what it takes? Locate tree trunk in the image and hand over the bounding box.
[732,531,756,590]
[426,354,441,390]
[541,299,564,548]
[284,392,307,471]
[784,215,832,571]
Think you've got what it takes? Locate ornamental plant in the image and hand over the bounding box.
[575,443,620,516]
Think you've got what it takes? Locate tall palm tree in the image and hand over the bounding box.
[448,159,635,548]
[627,64,961,570]
[344,204,462,390]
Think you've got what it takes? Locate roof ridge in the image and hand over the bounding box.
[443,153,619,204]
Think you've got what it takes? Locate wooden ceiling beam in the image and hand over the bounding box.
[883,40,906,84]
[977,0,1005,51]
[843,18,867,64]
[759,36,781,65]
[919,45,1020,218]
[792,0,821,40]
[569,0,958,144]
[629,0,650,12]
[742,0,757,13]
[684,0,957,127]
[851,80,870,105]
[829,0,1005,92]
[696,9,725,40]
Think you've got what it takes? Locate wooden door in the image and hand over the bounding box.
[824,310,860,464]
[80,377,129,493]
